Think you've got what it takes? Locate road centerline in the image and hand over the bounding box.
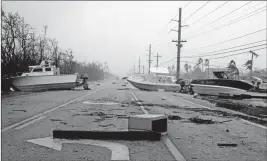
[2,87,103,132]
[128,89,187,161]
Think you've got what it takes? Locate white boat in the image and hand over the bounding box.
[190,71,255,96]
[126,67,181,92]
[12,60,78,92]
[252,76,267,92]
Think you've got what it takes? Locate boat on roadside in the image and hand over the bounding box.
[190,71,255,96]
[11,60,79,92]
[251,76,267,92]
[126,67,181,92]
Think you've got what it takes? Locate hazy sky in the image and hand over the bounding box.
[2,1,266,77]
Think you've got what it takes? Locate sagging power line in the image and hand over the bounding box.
[186,1,229,28]
[183,1,253,36]
[184,28,267,51]
[183,40,266,57]
[183,1,210,23]
[186,5,267,39]
[182,44,267,58]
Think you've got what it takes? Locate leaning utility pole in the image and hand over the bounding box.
[154,53,162,68]
[249,50,258,80]
[171,8,187,80]
[147,44,153,74]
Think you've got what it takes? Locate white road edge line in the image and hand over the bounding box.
[15,116,46,130]
[2,88,102,132]
[129,89,186,161]
[129,90,148,114]
[172,95,267,130]
[163,137,187,161]
[240,119,267,130]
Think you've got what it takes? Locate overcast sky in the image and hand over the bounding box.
[2,1,266,77]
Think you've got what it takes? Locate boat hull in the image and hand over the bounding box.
[12,75,78,92]
[190,79,255,96]
[127,78,181,92]
[191,84,248,96]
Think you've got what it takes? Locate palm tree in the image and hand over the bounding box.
[199,58,203,71]
[167,66,171,75]
[244,51,258,80]
[204,59,209,78]
[184,63,189,76]
[227,60,239,80]
[171,64,175,76]
[188,65,192,72]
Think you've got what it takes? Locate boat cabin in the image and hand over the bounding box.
[21,60,60,76]
[213,71,229,79]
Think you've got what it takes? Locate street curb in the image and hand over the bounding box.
[53,130,161,141]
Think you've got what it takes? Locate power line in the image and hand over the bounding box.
[182,40,266,57]
[183,1,210,23]
[208,47,266,60]
[186,1,229,28]
[151,3,189,46]
[159,40,266,66]
[183,1,192,11]
[181,43,266,58]
[186,6,267,39]
[184,1,253,37]
[185,28,267,51]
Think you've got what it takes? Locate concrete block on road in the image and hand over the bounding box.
[158,89,165,92]
[128,114,167,133]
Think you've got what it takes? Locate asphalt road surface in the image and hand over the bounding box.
[1,79,266,161]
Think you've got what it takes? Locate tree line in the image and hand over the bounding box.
[1,9,111,81]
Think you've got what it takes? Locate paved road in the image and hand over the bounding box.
[1,79,266,161]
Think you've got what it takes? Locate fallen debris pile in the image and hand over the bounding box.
[168,115,182,120]
[189,116,215,124]
[217,143,237,147]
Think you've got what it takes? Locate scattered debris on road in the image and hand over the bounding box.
[189,116,215,124]
[12,109,27,112]
[98,124,116,127]
[50,118,63,122]
[168,115,182,120]
[217,143,238,147]
[162,97,166,100]
[59,122,67,125]
[121,104,129,107]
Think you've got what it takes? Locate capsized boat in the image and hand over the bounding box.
[126,67,181,92]
[11,60,78,92]
[190,71,255,96]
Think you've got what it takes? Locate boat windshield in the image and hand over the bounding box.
[213,71,229,79]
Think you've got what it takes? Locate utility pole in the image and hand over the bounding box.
[133,64,135,75]
[154,53,161,68]
[40,25,48,62]
[147,44,153,74]
[249,50,258,80]
[171,8,187,80]
[143,65,145,74]
[138,57,141,74]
